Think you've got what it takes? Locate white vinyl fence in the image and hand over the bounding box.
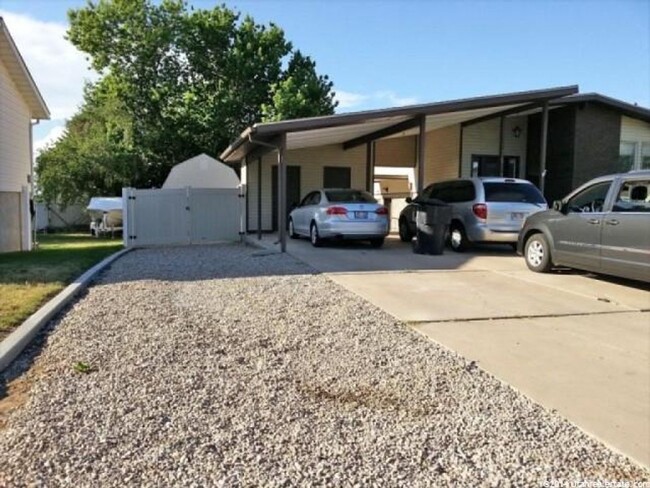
[123,187,242,247]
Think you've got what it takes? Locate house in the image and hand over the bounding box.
[0,17,50,252]
[219,85,650,250]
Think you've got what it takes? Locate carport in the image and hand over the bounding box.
[220,85,578,252]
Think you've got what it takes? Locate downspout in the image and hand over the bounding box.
[247,134,287,252]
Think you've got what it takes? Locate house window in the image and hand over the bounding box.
[323,166,351,188]
[471,155,520,177]
[642,143,650,170]
[619,141,636,171]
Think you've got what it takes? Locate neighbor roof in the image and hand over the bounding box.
[220,85,579,162]
[0,17,50,120]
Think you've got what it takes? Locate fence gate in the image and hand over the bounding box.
[123,187,241,247]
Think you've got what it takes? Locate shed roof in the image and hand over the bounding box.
[220,85,579,162]
[0,17,50,120]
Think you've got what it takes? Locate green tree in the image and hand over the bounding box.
[37,78,141,205]
[38,0,338,204]
[262,50,337,122]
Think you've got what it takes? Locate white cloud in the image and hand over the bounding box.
[334,90,370,109]
[0,10,96,121]
[334,88,419,112]
[374,90,419,107]
[34,124,66,156]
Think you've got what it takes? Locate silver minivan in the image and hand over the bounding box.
[399,177,547,251]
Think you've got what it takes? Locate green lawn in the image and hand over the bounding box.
[0,233,122,338]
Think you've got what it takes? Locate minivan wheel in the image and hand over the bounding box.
[449,223,469,252]
[525,233,553,273]
[398,218,412,242]
[310,222,323,247]
[288,219,298,239]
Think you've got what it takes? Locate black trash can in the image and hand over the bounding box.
[412,199,452,255]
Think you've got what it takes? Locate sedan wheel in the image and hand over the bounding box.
[310,223,323,247]
[525,233,553,273]
[288,219,299,239]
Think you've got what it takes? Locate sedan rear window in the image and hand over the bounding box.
[325,190,377,203]
[484,182,546,204]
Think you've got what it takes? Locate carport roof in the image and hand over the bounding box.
[220,85,579,162]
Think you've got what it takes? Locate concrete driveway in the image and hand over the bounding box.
[251,234,650,467]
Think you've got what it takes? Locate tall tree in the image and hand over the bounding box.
[37,78,141,205]
[262,51,337,122]
[38,0,337,203]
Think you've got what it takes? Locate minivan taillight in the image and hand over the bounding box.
[472,203,488,220]
[326,206,348,215]
[375,207,388,215]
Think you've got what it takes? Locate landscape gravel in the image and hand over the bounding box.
[0,244,648,487]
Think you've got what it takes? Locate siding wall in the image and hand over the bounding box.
[423,124,460,184]
[461,116,528,177]
[0,191,22,251]
[246,144,366,231]
[375,136,416,167]
[0,59,31,193]
[621,116,650,169]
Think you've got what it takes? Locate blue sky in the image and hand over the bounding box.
[1,0,648,152]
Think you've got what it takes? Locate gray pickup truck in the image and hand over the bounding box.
[518,170,650,283]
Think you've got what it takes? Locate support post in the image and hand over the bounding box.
[498,117,504,176]
[539,102,549,195]
[278,133,287,253]
[458,124,464,177]
[365,141,375,192]
[257,157,262,240]
[417,115,426,193]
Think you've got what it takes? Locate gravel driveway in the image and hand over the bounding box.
[0,244,647,486]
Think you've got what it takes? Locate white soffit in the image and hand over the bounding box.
[286,115,411,150]
[286,104,526,149]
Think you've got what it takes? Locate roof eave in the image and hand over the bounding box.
[551,93,650,123]
[221,85,578,162]
[0,18,50,120]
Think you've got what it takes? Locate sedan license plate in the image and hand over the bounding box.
[511,212,526,221]
[355,211,368,219]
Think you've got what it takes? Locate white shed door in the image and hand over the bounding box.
[189,188,240,243]
[129,189,190,246]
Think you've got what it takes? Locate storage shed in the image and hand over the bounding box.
[162,153,239,189]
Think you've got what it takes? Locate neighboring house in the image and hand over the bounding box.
[218,86,650,236]
[0,17,50,253]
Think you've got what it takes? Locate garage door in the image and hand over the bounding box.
[123,187,241,247]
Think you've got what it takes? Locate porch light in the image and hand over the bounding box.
[512,126,522,138]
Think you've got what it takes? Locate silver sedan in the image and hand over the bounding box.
[288,189,390,247]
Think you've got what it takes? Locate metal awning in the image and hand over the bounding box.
[225,85,580,253]
[221,85,578,162]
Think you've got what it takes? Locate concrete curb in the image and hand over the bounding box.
[0,248,132,372]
